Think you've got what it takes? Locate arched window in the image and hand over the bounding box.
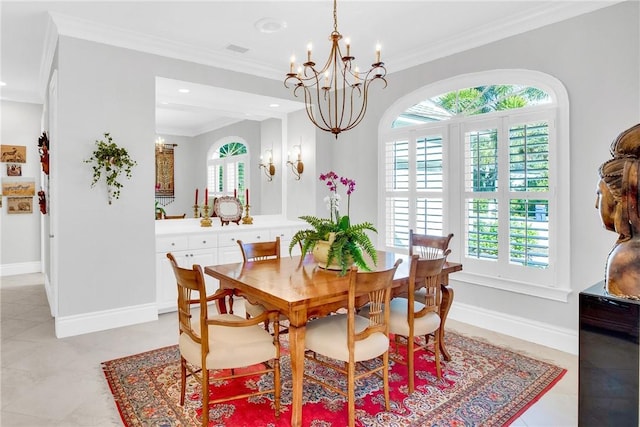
[380,70,570,301]
[207,137,249,205]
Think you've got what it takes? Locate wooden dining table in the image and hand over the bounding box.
[204,250,462,427]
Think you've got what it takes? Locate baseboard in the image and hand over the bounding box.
[54,303,158,338]
[0,261,42,277]
[448,301,578,355]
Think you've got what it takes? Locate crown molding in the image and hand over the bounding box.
[390,1,623,73]
[49,11,282,81]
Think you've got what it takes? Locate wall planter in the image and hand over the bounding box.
[85,133,137,204]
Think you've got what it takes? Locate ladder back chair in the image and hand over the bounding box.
[164,213,186,219]
[409,230,453,304]
[389,254,446,393]
[166,253,281,426]
[237,236,288,333]
[303,259,403,427]
[409,229,453,260]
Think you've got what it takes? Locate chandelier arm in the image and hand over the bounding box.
[303,85,331,133]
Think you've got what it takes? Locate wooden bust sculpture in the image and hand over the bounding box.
[596,123,640,299]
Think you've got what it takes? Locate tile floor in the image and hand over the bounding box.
[1,273,577,426]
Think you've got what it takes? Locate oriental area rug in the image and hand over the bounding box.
[102,332,566,427]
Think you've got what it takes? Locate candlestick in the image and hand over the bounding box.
[200,204,212,227]
[242,203,253,225]
[193,204,199,218]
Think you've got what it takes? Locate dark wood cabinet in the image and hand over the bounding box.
[579,282,639,426]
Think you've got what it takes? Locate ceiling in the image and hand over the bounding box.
[1,1,618,136]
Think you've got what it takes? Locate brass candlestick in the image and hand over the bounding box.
[193,204,199,218]
[200,205,212,227]
[242,204,253,224]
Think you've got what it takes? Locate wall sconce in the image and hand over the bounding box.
[259,149,275,181]
[286,144,304,180]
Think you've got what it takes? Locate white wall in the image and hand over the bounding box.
[0,101,43,275]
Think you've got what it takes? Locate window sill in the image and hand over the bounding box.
[450,271,572,302]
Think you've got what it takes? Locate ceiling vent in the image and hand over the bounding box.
[226,44,249,54]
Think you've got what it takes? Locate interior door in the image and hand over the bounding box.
[44,70,58,317]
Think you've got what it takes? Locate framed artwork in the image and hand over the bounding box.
[7,197,33,214]
[1,145,27,163]
[2,178,36,196]
[7,164,22,176]
[155,143,176,205]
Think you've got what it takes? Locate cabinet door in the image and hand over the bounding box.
[217,230,270,264]
[156,249,217,313]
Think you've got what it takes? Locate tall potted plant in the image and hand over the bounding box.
[85,133,137,204]
[289,171,377,275]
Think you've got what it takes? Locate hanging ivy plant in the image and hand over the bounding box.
[85,133,137,204]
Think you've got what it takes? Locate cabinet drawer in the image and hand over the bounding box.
[217,230,270,247]
[188,234,217,250]
[270,227,293,241]
[156,236,188,252]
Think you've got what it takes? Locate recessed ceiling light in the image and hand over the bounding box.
[269,103,280,108]
[178,88,190,94]
[255,17,287,34]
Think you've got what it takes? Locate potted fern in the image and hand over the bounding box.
[85,133,137,204]
[289,171,377,275]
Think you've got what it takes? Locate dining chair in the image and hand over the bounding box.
[389,254,446,393]
[164,213,186,219]
[409,229,453,259]
[303,259,403,427]
[409,229,452,304]
[237,236,288,333]
[166,253,281,426]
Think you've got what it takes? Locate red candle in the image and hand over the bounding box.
[204,188,208,206]
[234,189,237,198]
[195,188,198,205]
[245,188,249,205]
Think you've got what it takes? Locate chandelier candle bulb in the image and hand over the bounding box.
[376,43,381,63]
[345,38,351,56]
[307,43,312,63]
[290,55,295,73]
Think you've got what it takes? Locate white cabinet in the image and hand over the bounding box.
[156,234,217,313]
[217,230,271,264]
[155,217,305,313]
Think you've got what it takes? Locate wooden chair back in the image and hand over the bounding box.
[348,259,403,346]
[167,252,215,354]
[409,229,453,260]
[164,213,186,219]
[237,236,281,261]
[407,254,446,318]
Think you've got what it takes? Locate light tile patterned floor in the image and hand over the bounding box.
[0,273,577,426]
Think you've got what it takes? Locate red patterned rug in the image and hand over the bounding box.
[102,331,565,426]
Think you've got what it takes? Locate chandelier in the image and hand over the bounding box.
[284,0,387,138]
